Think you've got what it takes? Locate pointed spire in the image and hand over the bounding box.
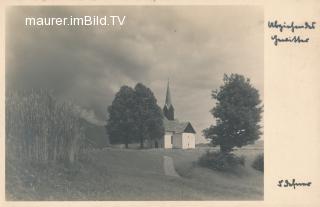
[163,79,174,120]
[165,79,172,108]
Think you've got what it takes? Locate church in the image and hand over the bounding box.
[156,81,196,149]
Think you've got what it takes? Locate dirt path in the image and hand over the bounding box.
[163,155,180,177]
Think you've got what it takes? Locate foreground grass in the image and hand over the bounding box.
[6,147,263,200]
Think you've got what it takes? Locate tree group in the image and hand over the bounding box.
[106,83,164,148]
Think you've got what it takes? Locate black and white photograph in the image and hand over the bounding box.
[5,6,264,201]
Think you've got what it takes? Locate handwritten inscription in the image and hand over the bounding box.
[268,20,316,46]
[268,20,316,32]
[278,179,312,189]
[271,35,309,46]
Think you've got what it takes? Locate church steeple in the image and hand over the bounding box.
[165,80,172,108]
[163,80,174,120]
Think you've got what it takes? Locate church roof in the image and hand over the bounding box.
[164,80,173,108]
[163,118,196,134]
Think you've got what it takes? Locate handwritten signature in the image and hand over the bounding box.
[278,179,312,189]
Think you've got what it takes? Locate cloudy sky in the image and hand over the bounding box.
[6,6,263,143]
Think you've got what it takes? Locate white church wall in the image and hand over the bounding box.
[164,132,173,148]
[181,133,196,149]
[172,133,182,148]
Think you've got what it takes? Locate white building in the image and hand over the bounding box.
[155,81,196,149]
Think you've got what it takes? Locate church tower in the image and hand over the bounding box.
[163,80,174,120]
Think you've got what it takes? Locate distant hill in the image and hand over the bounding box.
[80,119,109,149]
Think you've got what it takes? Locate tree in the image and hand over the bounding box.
[106,86,138,148]
[134,83,164,148]
[106,83,164,148]
[203,74,263,154]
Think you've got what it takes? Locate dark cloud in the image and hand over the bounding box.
[6,6,263,143]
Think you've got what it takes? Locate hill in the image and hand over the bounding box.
[80,119,109,149]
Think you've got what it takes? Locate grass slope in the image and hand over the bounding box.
[6,148,263,200]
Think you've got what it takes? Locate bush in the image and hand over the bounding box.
[6,89,86,164]
[198,150,245,171]
[252,153,264,172]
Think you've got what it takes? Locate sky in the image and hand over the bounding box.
[6,6,264,143]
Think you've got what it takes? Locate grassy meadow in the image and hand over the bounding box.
[6,145,263,201]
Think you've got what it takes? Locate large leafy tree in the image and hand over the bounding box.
[106,86,138,148]
[134,83,164,148]
[106,83,164,148]
[203,74,263,153]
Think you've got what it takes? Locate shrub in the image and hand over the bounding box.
[252,153,264,172]
[6,89,86,164]
[198,150,245,171]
